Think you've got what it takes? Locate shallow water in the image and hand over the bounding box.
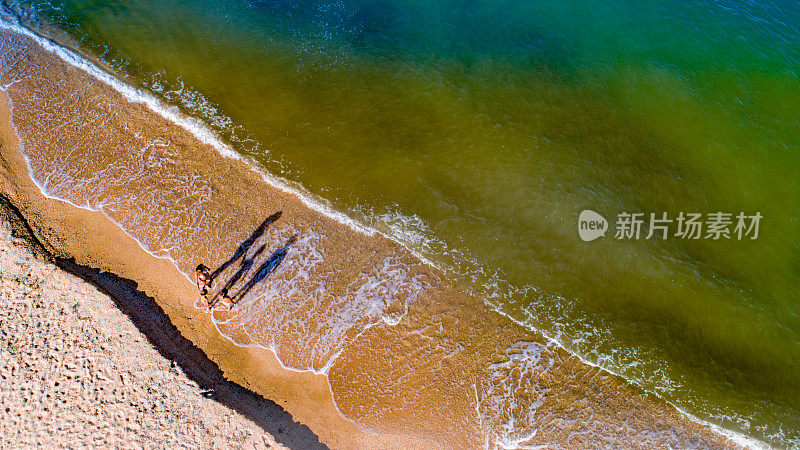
[3,0,800,446]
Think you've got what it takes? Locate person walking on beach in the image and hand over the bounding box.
[194,264,213,307]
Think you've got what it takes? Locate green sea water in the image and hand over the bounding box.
[7,0,800,444]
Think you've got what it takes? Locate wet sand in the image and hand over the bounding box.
[0,22,748,449]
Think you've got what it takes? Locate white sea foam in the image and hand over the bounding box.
[482,304,768,449]
[0,14,430,388]
[476,341,556,449]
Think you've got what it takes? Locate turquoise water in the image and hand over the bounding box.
[7,0,800,445]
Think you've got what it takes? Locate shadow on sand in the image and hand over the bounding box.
[217,243,267,296]
[232,235,297,303]
[208,211,297,306]
[211,210,282,280]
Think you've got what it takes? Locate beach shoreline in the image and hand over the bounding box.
[0,89,440,449]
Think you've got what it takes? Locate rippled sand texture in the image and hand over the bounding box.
[0,26,738,448]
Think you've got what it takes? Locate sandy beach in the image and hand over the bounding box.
[0,86,438,449]
[0,194,289,448]
[0,20,753,448]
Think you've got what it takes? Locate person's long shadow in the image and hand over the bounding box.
[233,235,297,304]
[218,243,267,297]
[211,211,282,280]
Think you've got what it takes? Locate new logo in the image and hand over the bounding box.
[578,210,608,241]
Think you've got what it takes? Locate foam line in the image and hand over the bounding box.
[483,302,768,449]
